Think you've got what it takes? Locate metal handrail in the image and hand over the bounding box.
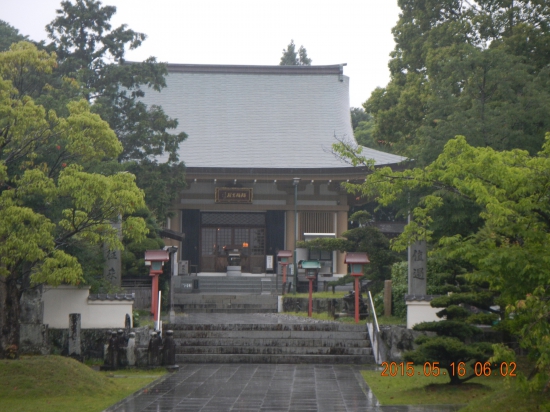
[367,290,383,364]
[368,290,380,334]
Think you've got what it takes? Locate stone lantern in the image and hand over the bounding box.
[301,260,322,317]
[145,249,169,329]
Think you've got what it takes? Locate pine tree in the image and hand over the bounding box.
[280,40,312,66]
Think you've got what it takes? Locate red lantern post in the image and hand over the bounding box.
[307,274,316,316]
[302,260,321,317]
[344,253,370,323]
[277,250,292,295]
[144,250,170,324]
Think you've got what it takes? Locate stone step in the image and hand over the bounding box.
[164,319,374,365]
[166,323,365,332]
[176,345,372,355]
[176,353,375,364]
[179,302,273,309]
[194,285,278,291]
[172,337,370,348]
[190,278,282,294]
[179,308,277,314]
[177,295,278,302]
[171,330,367,339]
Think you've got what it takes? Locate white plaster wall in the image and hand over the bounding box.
[85,301,133,329]
[42,286,133,329]
[406,300,442,329]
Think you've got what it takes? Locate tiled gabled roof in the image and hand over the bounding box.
[140,64,406,169]
[88,293,135,301]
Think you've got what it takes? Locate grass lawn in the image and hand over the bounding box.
[362,369,501,406]
[459,380,550,411]
[362,366,550,411]
[0,355,166,412]
[283,311,357,323]
[283,291,348,299]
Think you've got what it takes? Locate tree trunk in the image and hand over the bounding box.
[448,372,462,385]
[0,274,22,359]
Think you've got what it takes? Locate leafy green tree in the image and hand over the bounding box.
[334,133,550,383]
[366,0,550,164]
[0,43,148,359]
[45,0,187,221]
[0,20,29,52]
[350,107,370,130]
[122,207,164,278]
[403,266,499,385]
[351,107,394,152]
[298,44,311,66]
[338,134,550,300]
[389,259,459,319]
[279,39,311,65]
[404,324,493,385]
[507,286,550,392]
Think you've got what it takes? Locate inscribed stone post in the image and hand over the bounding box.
[408,240,427,295]
[103,219,122,287]
[68,313,81,358]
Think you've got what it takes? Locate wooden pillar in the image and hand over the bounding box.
[151,274,159,319]
[285,210,295,252]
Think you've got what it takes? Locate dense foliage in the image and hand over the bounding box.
[0,20,28,52]
[297,211,399,292]
[44,0,187,221]
[335,133,550,386]
[0,43,148,358]
[389,260,452,319]
[365,0,550,164]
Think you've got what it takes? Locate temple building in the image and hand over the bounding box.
[143,63,405,275]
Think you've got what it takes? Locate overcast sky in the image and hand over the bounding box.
[2,0,400,108]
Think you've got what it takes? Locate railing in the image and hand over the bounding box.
[366,290,385,364]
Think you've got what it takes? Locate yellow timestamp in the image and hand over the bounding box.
[380,361,517,377]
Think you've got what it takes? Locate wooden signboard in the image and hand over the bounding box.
[215,187,253,203]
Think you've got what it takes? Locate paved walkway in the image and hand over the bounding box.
[106,314,462,412]
[106,364,460,412]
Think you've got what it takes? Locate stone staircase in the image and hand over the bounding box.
[174,294,278,313]
[167,322,374,364]
[190,276,283,294]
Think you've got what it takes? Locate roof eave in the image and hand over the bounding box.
[164,63,346,76]
[184,163,408,179]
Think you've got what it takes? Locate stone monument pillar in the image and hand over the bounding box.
[408,241,427,295]
[104,219,122,287]
[68,313,81,360]
[406,240,439,328]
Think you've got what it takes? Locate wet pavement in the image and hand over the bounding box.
[105,314,462,412]
[105,364,461,412]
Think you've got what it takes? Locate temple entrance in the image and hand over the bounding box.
[199,213,266,273]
